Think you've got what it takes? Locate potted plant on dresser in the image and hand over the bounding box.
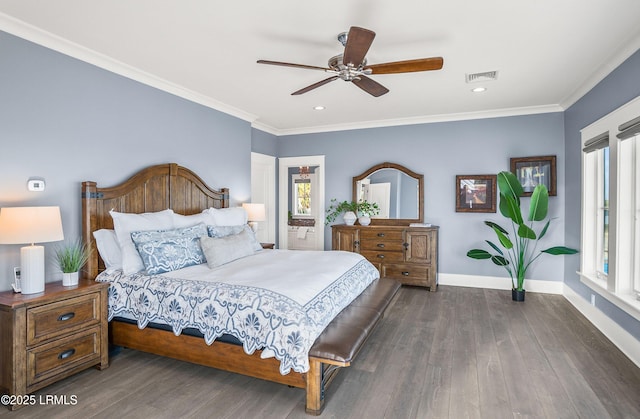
[325,199,379,225]
[55,239,90,286]
[466,171,578,301]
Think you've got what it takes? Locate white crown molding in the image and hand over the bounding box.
[264,104,564,136]
[560,31,640,110]
[0,13,258,124]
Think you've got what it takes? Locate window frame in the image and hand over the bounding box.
[580,95,640,321]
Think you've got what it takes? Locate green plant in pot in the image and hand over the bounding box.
[325,199,379,225]
[55,239,90,286]
[466,171,578,301]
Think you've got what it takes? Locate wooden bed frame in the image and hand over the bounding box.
[81,163,399,415]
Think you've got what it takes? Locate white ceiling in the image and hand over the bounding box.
[1,0,640,135]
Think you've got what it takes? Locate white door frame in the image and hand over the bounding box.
[278,155,325,250]
[250,152,276,244]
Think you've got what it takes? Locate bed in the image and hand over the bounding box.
[81,163,400,414]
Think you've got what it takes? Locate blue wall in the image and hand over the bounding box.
[564,49,640,340]
[2,27,638,343]
[0,31,252,290]
[277,113,570,283]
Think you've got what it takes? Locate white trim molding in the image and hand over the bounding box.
[563,285,640,369]
[440,273,640,368]
[439,273,564,294]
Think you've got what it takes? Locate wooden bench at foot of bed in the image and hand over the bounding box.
[109,277,400,415]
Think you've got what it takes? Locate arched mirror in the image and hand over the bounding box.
[353,162,424,226]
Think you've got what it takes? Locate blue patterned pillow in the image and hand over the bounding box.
[131,224,208,275]
[207,224,262,252]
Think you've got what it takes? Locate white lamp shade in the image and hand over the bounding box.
[0,206,64,295]
[0,206,64,245]
[242,203,266,222]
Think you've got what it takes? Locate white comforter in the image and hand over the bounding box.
[96,250,379,374]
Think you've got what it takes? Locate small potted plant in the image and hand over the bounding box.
[355,201,380,226]
[467,171,578,301]
[325,199,380,225]
[55,239,91,286]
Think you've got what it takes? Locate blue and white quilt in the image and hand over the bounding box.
[95,250,379,374]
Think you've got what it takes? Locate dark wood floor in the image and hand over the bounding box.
[4,286,640,418]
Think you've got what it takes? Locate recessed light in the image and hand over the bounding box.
[313,106,325,111]
[471,87,487,93]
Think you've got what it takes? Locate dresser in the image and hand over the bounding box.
[332,225,439,291]
[0,279,109,410]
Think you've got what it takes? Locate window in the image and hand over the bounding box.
[581,95,640,319]
[293,177,312,216]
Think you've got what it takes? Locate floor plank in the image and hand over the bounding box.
[3,286,639,419]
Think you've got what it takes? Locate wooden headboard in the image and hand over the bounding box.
[81,163,229,279]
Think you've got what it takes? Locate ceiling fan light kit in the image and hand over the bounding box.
[257,26,444,97]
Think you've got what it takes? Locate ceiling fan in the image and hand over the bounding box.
[257,26,443,97]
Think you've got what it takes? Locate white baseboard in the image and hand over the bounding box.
[438,273,564,294]
[563,285,640,368]
[438,273,640,368]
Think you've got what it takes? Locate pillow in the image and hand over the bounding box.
[207,224,262,252]
[131,224,208,275]
[172,210,217,228]
[200,229,256,268]
[110,209,175,274]
[205,207,248,226]
[92,229,122,270]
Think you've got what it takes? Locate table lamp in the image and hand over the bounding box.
[0,206,64,294]
[242,203,266,233]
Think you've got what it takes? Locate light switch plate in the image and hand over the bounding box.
[27,178,45,192]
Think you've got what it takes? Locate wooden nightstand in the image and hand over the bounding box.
[261,243,275,249]
[0,279,109,410]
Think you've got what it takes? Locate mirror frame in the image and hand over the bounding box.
[352,162,424,226]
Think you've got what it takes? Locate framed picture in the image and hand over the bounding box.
[510,155,556,196]
[456,175,497,213]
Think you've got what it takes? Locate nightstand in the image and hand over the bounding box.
[0,279,109,410]
[261,243,275,249]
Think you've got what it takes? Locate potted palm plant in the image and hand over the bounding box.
[55,239,91,286]
[466,171,578,301]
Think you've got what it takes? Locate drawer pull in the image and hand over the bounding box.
[58,348,76,360]
[377,243,385,248]
[57,312,75,322]
[377,254,385,259]
[402,271,410,276]
[377,233,385,237]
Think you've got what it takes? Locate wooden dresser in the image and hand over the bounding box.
[0,279,109,410]
[332,225,439,291]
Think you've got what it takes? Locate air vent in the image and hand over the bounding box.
[466,71,498,83]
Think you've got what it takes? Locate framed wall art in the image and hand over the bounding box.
[456,175,497,213]
[510,155,556,196]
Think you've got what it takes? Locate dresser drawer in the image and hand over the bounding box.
[27,293,101,346]
[361,250,404,264]
[360,229,403,241]
[27,326,101,387]
[382,263,431,286]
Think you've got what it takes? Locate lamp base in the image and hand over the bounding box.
[248,221,259,233]
[20,245,45,294]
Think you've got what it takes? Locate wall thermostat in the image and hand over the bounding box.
[27,178,46,192]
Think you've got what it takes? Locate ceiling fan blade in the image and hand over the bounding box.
[366,57,444,74]
[291,76,340,95]
[352,75,389,97]
[257,60,331,72]
[343,27,376,67]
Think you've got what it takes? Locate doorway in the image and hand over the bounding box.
[278,155,325,250]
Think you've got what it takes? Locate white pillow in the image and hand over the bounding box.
[205,207,248,226]
[110,209,175,274]
[200,229,256,268]
[172,210,217,228]
[92,229,122,270]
